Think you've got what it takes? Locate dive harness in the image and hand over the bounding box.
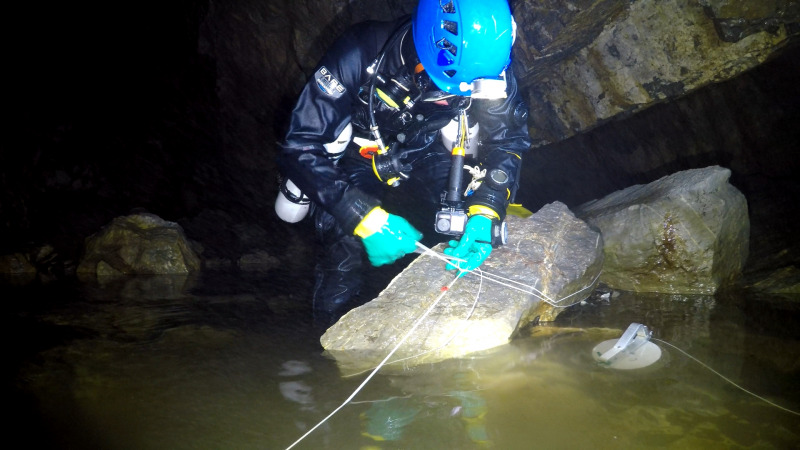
[357,17,511,247]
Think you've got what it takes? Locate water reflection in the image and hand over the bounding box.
[8,274,800,449]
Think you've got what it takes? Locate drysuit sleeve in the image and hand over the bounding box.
[467,66,532,220]
[278,23,391,233]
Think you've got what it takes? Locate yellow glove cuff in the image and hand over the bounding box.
[354,207,389,238]
[467,205,500,220]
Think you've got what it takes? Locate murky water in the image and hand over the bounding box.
[8,270,800,449]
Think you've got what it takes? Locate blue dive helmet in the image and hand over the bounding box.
[412,0,515,96]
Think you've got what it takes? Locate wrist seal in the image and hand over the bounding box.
[330,188,382,235]
[354,207,388,238]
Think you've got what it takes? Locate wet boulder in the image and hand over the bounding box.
[0,252,37,285]
[77,213,201,278]
[321,202,603,374]
[575,165,749,294]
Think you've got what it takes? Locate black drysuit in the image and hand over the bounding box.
[278,16,532,320]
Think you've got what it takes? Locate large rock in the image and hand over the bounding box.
[77,213,201,278]
[320,202,603,374]
[575,166,748,294]
[514,0,797,146]
[0,252,37,285]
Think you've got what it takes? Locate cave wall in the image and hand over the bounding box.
[193,0,418,221]
[1,0,798,275]
[513,0,797,145]
[2,1,220,255]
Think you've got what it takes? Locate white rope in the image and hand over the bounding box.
[417,240,600,309]
[653,338,800,416]
[475,268,602,308]
[341,245,485,376]
[285,241,600,448]
[358,242,598,371]
[284,270,462,450]
[463,165,485,196]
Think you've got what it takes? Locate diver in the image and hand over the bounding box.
[275,0,532,325]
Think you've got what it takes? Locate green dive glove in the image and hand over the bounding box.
[355,207,422,266]
[444,215,493,276]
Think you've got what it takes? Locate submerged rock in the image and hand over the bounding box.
[0,252,37,285]
[575,166,749,294]
[77,213,201,278]
[321,202,603,374]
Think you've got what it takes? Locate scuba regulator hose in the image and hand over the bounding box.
[366,18,412,154]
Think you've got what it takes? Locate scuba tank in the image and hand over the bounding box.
[275,179,310,223]
[275,123,353,223]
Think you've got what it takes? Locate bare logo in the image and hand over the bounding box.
[315,67,346,98]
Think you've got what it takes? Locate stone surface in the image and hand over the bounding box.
[747,265,800,294]
[0,252,35,274]
[698,0,799,43]
[77,213,201,278]
[0,253,37,285]
[575,166,749,294]
[514,0,797,146]
[320,202,603,374]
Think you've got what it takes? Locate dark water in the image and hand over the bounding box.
[7,269,800,450]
